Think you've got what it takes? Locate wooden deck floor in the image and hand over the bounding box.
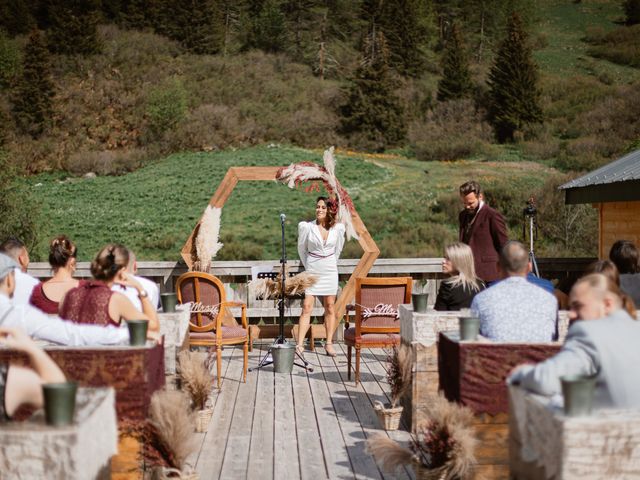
[189,343,416,480]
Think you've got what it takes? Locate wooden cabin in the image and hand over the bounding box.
[560,149,640,258]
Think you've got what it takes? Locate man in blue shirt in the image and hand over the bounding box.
[471,241,557,342]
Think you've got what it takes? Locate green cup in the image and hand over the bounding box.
[126,319,148,346]
[561,374,597,417]
[161,292,177,313]
[42,382,78,426]
[411,293,429,313]
[459,316,480,341]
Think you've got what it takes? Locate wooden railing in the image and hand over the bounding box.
[28,257,594,310]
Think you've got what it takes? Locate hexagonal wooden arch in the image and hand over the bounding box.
[180,166,380,320]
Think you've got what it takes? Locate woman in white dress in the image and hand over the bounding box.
[296,196,345,357]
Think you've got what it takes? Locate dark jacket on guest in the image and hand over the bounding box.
[459,204,508,283]
[620,273,640,308]
[434,279,486,311]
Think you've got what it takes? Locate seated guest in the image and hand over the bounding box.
[435,242,485,311]
[585,259,636,318]
[0,326,66,420]
[0,253,130,345]
[0,236,40,306]
[30,235,84,314]
[60,244,159,331]
[471,241,557,342]
[509,274,640,408]
[609,240,640,307]
[526,271,554,294]
[111,248,160,312]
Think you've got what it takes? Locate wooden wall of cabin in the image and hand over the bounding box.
[598,201,640,258]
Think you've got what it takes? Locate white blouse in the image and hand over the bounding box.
[297,221,345,269]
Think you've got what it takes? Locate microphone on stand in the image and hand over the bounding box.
[280,213,286,224]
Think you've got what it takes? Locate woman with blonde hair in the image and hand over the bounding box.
[59,244,159,331]
[30,235,84,314]
[435,242,485,311]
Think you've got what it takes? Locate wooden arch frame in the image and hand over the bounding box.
[180,166,380,320]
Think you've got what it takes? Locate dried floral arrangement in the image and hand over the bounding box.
[386,344,412,408]
[367,394,477,479]
[249,266,318,300]
[141,390,199,474]
[276,146,358,241]
[178,350,214,411]
[193,205,223,272]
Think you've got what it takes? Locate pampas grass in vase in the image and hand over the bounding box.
[194,205,223,272]
[367,393,477,480]
[148,390,200,480]
[178,350,214,433]
[373,344,412,430]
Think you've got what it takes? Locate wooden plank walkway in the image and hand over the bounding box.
[189,343,416,480]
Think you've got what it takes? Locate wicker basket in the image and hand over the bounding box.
[373,402,403,431]
[195,408,213,433]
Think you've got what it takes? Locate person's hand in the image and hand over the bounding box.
[146,330,161,343]
[114,271,143,291]
[506,364,530,385]
[0,327,38,353]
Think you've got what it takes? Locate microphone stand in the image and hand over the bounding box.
[250,213,313,372]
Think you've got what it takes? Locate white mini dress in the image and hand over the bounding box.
[298,221,346,296]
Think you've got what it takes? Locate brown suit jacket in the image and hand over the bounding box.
[459,204,508,282]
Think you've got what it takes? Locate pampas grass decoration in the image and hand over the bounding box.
[366,393,477,479]
[387,344,412,408]
[194,205,223,272]
[149,390,199,471]
[178,351,214,410]
[248,267,318,300]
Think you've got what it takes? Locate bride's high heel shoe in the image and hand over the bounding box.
[325,343,337,357]
[296,344,305,356]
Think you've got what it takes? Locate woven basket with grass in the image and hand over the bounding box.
[374,402,403,431]
[195,408,213,433]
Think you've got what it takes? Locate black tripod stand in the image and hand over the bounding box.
[523,197,540,278]
[250,213,313,373]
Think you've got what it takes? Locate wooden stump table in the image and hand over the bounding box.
[438,332,562,479]
[399,305,571,435]
[0,342,165,479]
[0,387,117,480]
[158,307,191,375]
[509,385,640,479]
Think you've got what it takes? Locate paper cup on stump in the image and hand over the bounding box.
[127,319,148,346]
[411,293,428,313]
[43,382,78,426]
[459,316,480,341]
[161,292,177,313]
[561,374,596,417]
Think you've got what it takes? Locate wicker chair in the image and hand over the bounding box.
[344,277,412,385]
[175,272,248,388]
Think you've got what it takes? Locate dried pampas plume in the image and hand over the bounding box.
[194,205,223,272]
[366,393,477,479]
[387,344,412,408]
[179,350,214,410]
[249,267,318,299]
[149,390,199,471]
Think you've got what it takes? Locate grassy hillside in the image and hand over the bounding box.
[25,145,568,262]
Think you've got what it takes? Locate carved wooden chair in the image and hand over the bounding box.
[175,272,248,388]
[344,277,412,385]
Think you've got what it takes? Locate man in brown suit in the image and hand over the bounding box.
[458,181,508,283]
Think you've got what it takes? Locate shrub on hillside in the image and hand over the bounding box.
[146,78,188,140]
[408,99,492,161]
[586,24,640,67]
[0,32,21,88]
[65,148,148,176]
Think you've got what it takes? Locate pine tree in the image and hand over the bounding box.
[487,12,542,142]
[437,23,473,101]
[158,0,224,54]
[625,0,640,25]
[12,29,54,138]
[119,0,157,29]
[0,0,36,36]
[46,0,101,55]
[253,0,288,53]
[339,30,406,151]
[281,0,319,61]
